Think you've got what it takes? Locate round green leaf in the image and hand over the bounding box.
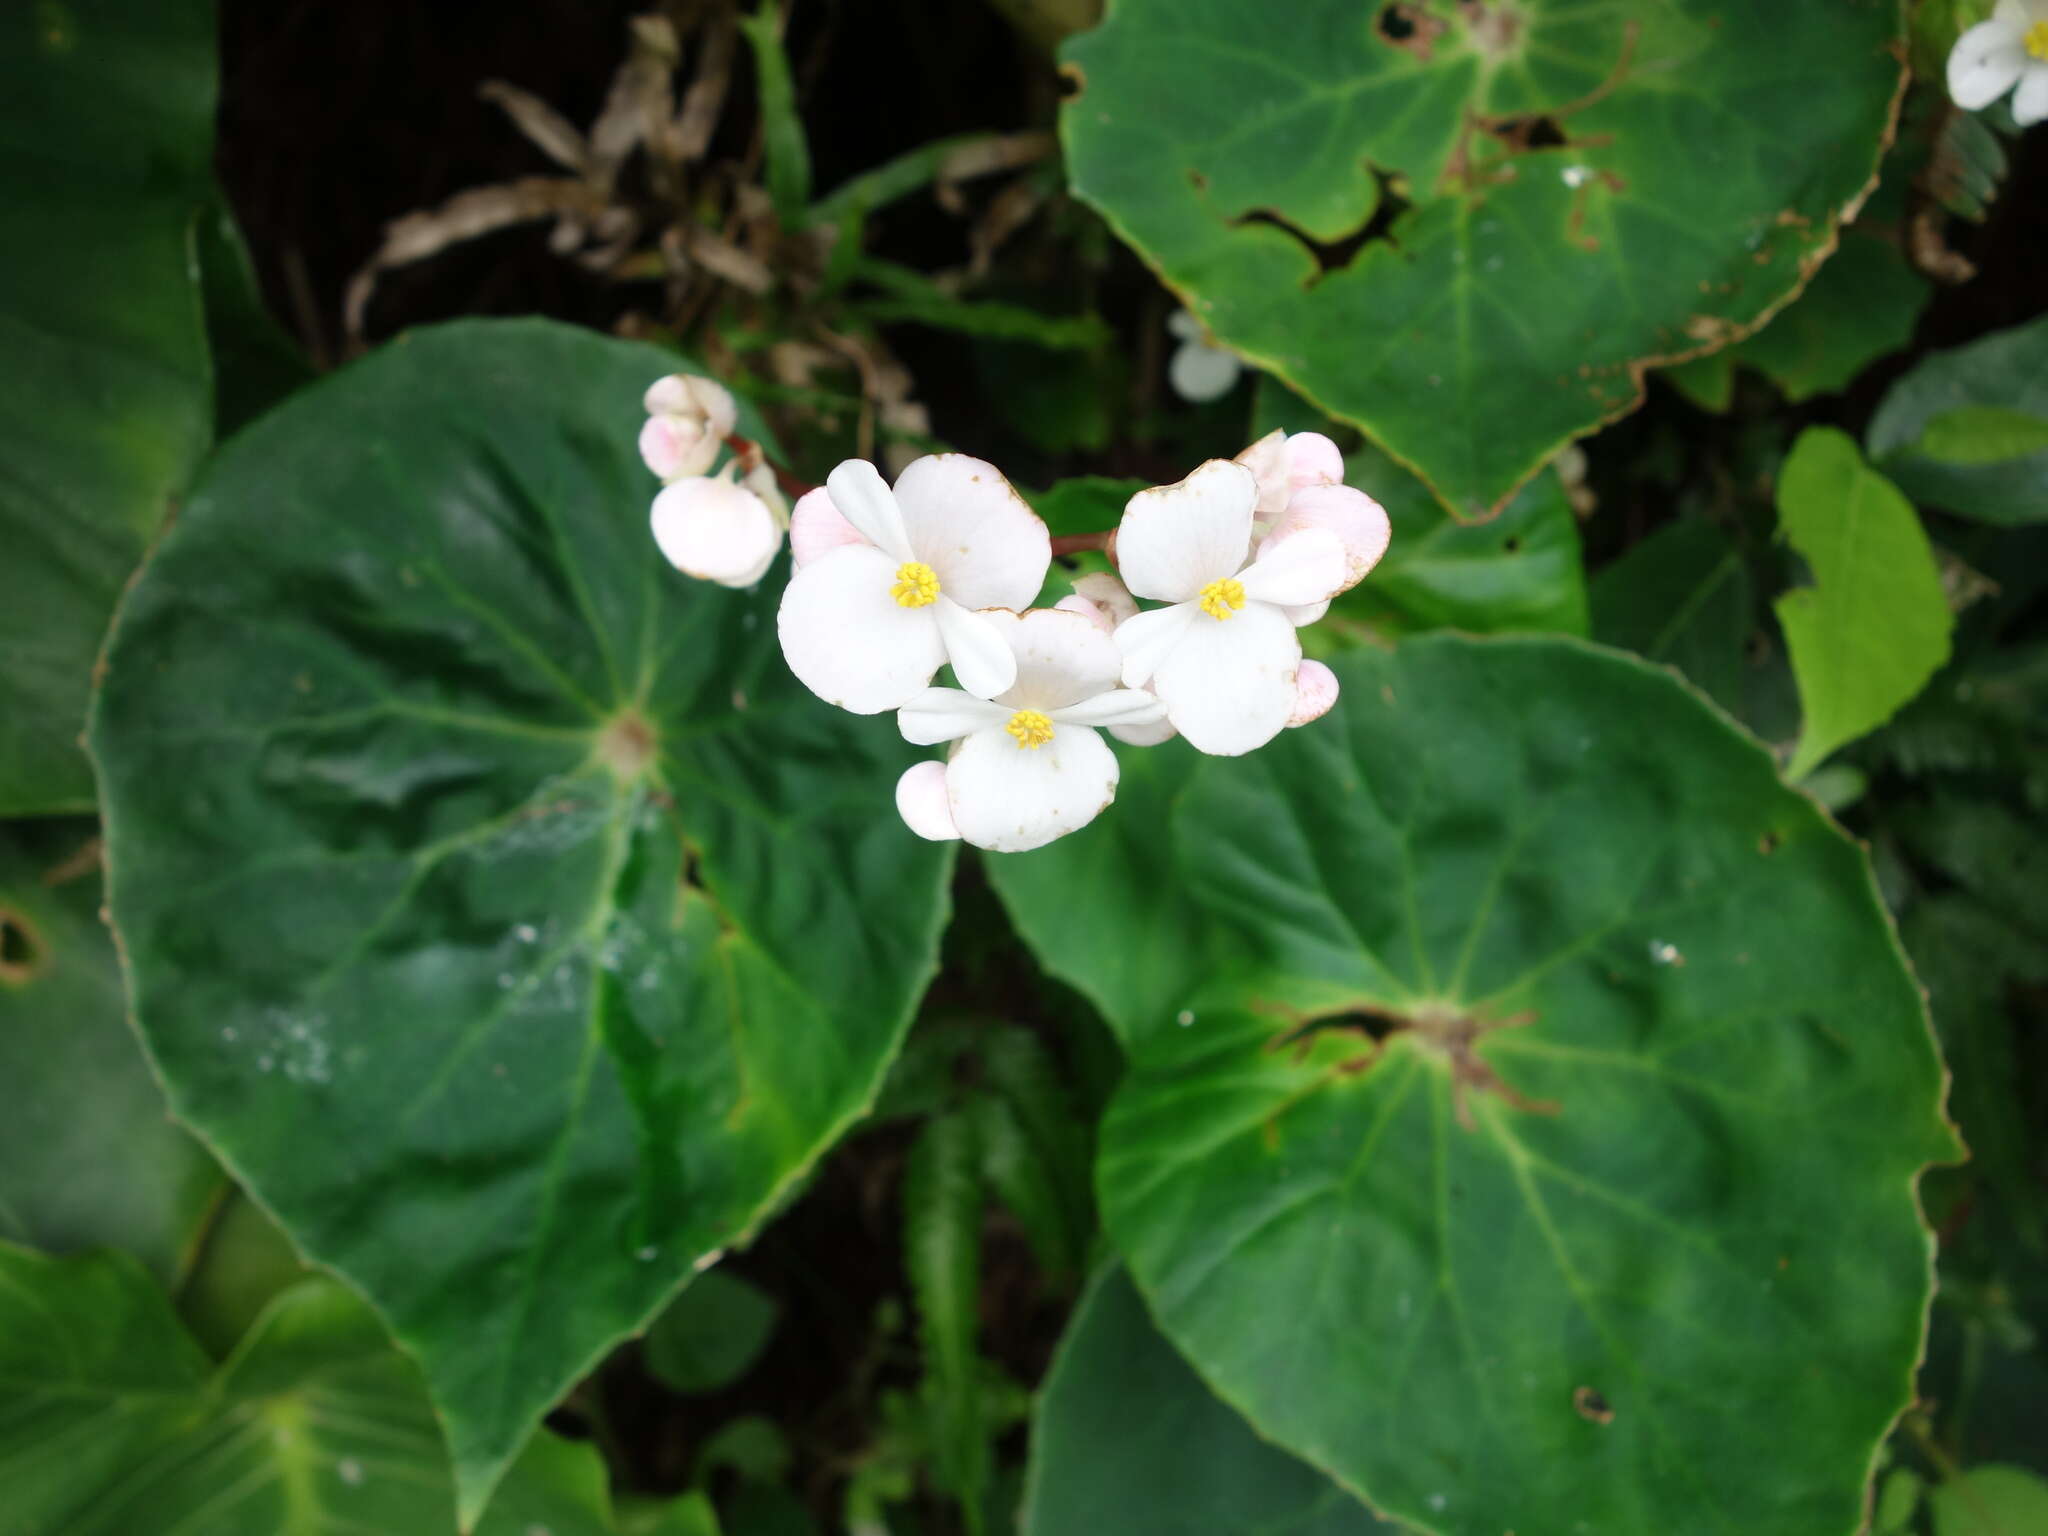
[644,1268,780,1395]
[1061,1,1900,516]
[0,825,219,1283]
[1024,1266,1394,1535]
[996,635,1957,1535]
[1868,314,2048,526]
[0,0,216,812]
[88,318,954,1522]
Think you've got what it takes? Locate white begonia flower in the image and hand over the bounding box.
[777,455,1051,712]
[650,466,786,588]
[1235,428,1346,521]
[1950,0,2048,125]
[1166,309,1243,403]
[639,374,738,482]
[1055,573,1177,745]
[1233,429,1393,624]
[894,608,1166,852]
[1112,460,1348,756]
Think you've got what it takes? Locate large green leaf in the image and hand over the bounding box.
[1061,0,1900,516]
[1867,314,2048,526]
[1591,515,1754,718]
[992,635,1956,1536]
[1775,428,1953,778]
[0,825,219,1283]
[88,319,955,1523]
[1024,1266,1393,1535]
[0,0,217,813]
[0,1244,623,1535]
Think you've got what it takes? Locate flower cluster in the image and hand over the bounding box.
[1949,0,2048,126]
[639,374,1390,852]
[639,374,790,587]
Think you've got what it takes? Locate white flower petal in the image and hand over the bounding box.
[1284,432,1345,490]
[934,596,1018,699]
[999,607,1122,711]
[1166,308,1204,341]
[890,454,1050,611]
[1950,20,2028,109]
[1238,527,1348,608]
[789,486,863,568]
[1283,599,1331,628]
[651,478,784,587]
[1264,483,1393,591]
[1051,689,1169,730]
[1115,459,1257,603]
[777,545,945,713]
[1996,0,2033,27]
[1068,571,1140,629]
[1151,601,1300,756]
[2014,61,2048,124]
[1234,430,1290,514]
[1288,658,1340,727]
[1110,714,1178,747]
[825,458,913,562]
[898,688,1011,746]
[644,375,737,437]
[895,760,961,842]
[639,417,717,482]
[1169,340,1242,403]
[1055,594,1112,633]
[946,721,1120,853]
[1113,601,1198,688]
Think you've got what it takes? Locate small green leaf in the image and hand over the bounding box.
[1060,0,1902,515]
[1775,428,1952,777]
[1930,1465,2048,1536]
[198,197,313,436]
[739,6,812,225]
[0,0,217,811]
[1728,231,1926,403]
[1874,1466,1925,1535]
[88,319,954,1523]
[1591,516,1754,717]
[995,636,1959,1536]
[968,1090,1080,1283]
[0,827,219,1283]
[1025,1267,1394,1535]
[645,1269,781,1395]
[1868,314,2048,525]
[903,1110,989,1526]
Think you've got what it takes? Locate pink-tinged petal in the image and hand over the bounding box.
[1151,601,1299,756]
[1055,594,1111,632]
[890,454,1051,611]
[1950,20,2027,108]
[1069,572,1140,629]
[643,374,737,436]
[1113,602,1198,688]
[1282,599,1331,628]
[639,417,716,482]
[895,760,961,842]
[789,486,864,567]
[1284,432,1344,491]
[1237,527,1347,608]
[1116,459,1257,603]
[999,607,1122,711]
[825,459,913,562]
[1051,688,1168,730]
[1265,483,1392,591]
[1169,340,1241,403]
[933,597,1018,700]
[777,545,945,713]
[1111,714,1178,747]
[1234,430,1289,514]
[2015,62,2048,124]
[898,688,1011,746]
[945,721,1120,853]
[1288,658,1340,727]
[651,478,783,588]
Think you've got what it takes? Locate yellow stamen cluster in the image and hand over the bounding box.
[891,560,939,608]
[1197,576,1247,620]
[2029,20,2048,59]
[1005,709,1055,750]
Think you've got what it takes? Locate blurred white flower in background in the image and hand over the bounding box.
[1166,308,1244,402]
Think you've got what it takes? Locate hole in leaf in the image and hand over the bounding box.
[1574,1386,1615,1424]
[1759,830,1783,856]
[1233,166,1410,285]
[1486,114,1568,151]
[1375,3,1447,58]
[1503,535,1523,554]
[0,908,43,984]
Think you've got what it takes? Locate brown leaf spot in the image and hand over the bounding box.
[1574,1386,1615,1424]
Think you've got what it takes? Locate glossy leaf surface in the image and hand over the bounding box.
[0,0,216,812]
[1061,0,1901,515]
[995,635,1957,1536]
[89,319,954,1522]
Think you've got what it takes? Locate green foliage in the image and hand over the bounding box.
[997,636,1956,1536]
[1060,0,1901,516]
[1025,1268,1392,1534]
[1868,315,2048,526]
[86,320,954,1523]
[645,1269,781,1395]
[739,7,812,226]
[1591,516,1753,718]
[1775,428,1954,777]
[903,1111,991,1529]
[0,0,217,812]
[0,826,219,1282]
[1930,1465,2048,1536]
[1722,230,1928,404]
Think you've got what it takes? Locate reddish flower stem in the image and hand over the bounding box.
[1050,530,1113,557]
[724,432,816,499]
